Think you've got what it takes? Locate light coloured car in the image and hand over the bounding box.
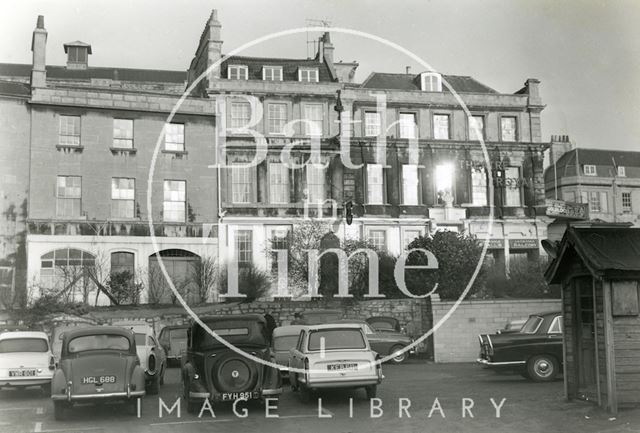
[289,324,383,402]
[0,331,55,394]
[133,330,166,394]
[271,325,306,379]
[51,326,145,420]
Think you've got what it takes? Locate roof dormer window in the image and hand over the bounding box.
[263,66,283,81]
[228,65,248,80]
[420,72,442,92]
[64,41,92,70]
[298,68,319,83]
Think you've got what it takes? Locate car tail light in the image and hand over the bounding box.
[148,353,157,374]
[303,358,310,384]
[49,356,56,371]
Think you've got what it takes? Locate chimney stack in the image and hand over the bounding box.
[207,9,223,80]
[30,15,47,88]
[321,32,334,65]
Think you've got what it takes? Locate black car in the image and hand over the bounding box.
[333,319,414,364]
[477,311,563,382]
[181,315,282,413]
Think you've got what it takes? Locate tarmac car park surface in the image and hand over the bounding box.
[1,361,639,433]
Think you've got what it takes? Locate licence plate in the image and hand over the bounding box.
[9,369,36,377]
[327,363,358,371]
[218,391,260,401]
[82,375,116,385]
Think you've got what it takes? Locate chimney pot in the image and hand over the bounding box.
[37,15,44,29]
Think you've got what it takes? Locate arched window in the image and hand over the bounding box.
[40,248,96,291]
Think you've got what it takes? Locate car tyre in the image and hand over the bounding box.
[527,354,559,382]
[127,398,139,416]
[389,345,407,364]
[299,385,313,404]
[365,385,377,399]
[53,401,68,421]
[147,375,160,395]
[159,364,165,386]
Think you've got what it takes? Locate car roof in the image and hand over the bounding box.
[0,331,49,340]
[273,325,306,337]
[332,319,367,325]
[63,326,135,339]
[530,311,561,318]
[198,314,267,324]
[160,324,189,330]
[304,323,364,331]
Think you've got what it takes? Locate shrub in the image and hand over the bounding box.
[105,270,142,305]
[219,263,271,303]
[480,256,559,299]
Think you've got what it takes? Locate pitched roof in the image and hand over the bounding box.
[360,72,498,94]
[220,55,335,82]
[546,225,640,282]
[63,41,92,54]
[0,80,30,97]
[546,148,640,181]
[0,63,187,83]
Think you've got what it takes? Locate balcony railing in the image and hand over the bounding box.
[27,219,218,238]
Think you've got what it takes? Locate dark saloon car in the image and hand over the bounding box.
[334,319,414,364]
[271,325,306,379]
[181,315,282,413]
[366,316,402,333]
[477,312,563,382]
[51,326,145,420]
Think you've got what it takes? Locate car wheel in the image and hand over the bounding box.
[53,401,68,421]
[389,345,407,364]
[365,385,377,399]
[527,354,559,382]
[290,374,299,391]
[147,375,160,395]
[299,385,313,404]
[159,364,165,386]
[127,398,139,416]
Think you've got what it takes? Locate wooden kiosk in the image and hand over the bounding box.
[545,224,640,414]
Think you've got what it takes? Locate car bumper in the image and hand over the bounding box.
[307,376,381,389]
[189,387,283,400]
[0,376,52,387]
[476,358,526,367]
[52,390,145,401]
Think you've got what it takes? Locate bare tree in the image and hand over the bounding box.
[189,256,218,304]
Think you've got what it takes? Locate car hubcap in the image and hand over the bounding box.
[535,359,552,377]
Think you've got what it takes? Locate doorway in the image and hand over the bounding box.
[575,276,597,400]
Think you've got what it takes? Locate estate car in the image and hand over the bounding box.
[0,331,55,394]
[51,326,145,420]
[289,324,383,402]
[477,311,563,382]
[181,315,282,413]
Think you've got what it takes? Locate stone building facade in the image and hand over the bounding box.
[0,9,553,305]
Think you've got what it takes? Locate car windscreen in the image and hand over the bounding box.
[520,316,544,334]
[308,329,366,351]
[68,334,130,353]
[170,328,187,341]
[0,338,48,353]
[195,320,267,348]
[273,335,299,351]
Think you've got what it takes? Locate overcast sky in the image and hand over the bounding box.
[2,0,639,151]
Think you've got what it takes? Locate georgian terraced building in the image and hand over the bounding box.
[0,10,552,304]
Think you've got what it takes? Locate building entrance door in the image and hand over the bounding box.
[576,276,597,400]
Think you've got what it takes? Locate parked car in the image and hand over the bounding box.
[51,326,145,420]
[50,320,98,360]
[333,319,414,364]
[289,323,383,402]
[300,309,343,325]
[158,324,188,366]
[133,330,167,394]
[365,316,402,333]
[0,331,55,394]
[271,325,306,380]
[477,311,563,382]
[181,315,282,413]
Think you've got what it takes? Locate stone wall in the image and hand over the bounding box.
[431,295,561,362]
[41,298,432,355]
